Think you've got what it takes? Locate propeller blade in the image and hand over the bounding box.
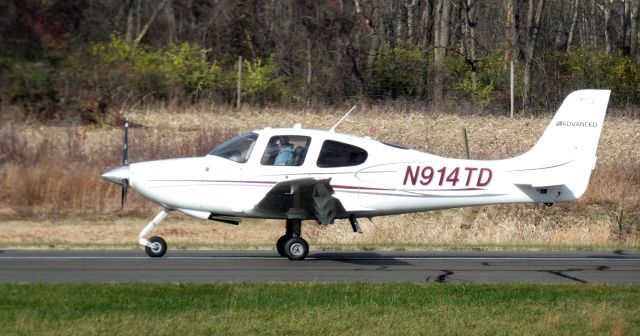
[121,179,129,209]
[121,119,129,209]
[123,119,129,166]
[102,119,132,210]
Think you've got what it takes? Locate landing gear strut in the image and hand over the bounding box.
[139,209,170,257]
[276,219,309,260]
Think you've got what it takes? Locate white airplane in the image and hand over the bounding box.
[102,89,610,260]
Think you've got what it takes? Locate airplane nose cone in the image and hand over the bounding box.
[102,166,130,185]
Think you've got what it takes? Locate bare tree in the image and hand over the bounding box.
[132,0,170,47]
[567,0,580,52]
[433,0,452,106]
[407,0,420,39]
[164,0,176,45]
[123,0,171,47]
[504,0,520,64]
[631,0,640,58]
[418,0,434,49]
[352,0,381,95]
[461,0,478,87]
[394,1,407,41]
[125,0,135,44]
[600,0,613,53]
[624,0,632,52]
[522,0,545,112]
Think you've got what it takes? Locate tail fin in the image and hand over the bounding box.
[510,89,610,200]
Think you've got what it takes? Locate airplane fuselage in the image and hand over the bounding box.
[127,127,571,220]
[102,90,610,259]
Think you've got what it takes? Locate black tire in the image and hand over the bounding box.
[284,237,309,260]
[276,235,289,257]
[145,236,167,258]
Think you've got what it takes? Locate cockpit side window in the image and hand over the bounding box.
[317,140,368,168]
[261,135,311,166]
[208,132,258,163]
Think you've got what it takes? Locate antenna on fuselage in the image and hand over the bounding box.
[329,105,357,132]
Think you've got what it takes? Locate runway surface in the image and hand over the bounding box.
[1,250,639,284]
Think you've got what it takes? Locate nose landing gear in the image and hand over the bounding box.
[139,209,170,258]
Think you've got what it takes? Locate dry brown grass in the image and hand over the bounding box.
[1,102,639,248]
[0,204,636,249]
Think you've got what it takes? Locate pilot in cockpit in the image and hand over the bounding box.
[273,137,294,165]
[262,136,294,165]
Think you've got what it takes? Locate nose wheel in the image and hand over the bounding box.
[144,236,167,257]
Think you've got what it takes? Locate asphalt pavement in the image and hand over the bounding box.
[1,250,639,283]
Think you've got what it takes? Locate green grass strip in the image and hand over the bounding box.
[1,283,639,335]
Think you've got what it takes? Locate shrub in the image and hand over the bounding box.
[551,49,640,105]
[162,43,222,96]
[446,50,510,107]
[91,34,222,102]
[5,62,58,119]
[240,57,287,104]
[90,34,291,105]
[373,42,429,99]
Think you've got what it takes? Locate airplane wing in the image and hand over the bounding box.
[255,177,346,224]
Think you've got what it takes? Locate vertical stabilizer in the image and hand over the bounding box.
[511,89,610,200]
[526,90,610,161]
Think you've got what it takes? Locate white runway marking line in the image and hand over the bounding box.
[1,255,639,261]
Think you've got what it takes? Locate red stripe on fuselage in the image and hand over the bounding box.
[146,180,486,193]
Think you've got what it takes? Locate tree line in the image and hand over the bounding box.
[1,0,640,121]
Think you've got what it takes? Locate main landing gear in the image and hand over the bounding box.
[276,219,309,260]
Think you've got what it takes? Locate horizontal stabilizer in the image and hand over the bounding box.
[528,181,565,189]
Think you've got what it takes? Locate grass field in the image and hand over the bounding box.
[1,283,639,335]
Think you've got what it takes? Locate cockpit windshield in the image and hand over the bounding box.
[208,132,258,163]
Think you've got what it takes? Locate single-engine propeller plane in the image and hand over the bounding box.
[102,90,610,260]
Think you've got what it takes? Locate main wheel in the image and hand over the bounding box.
[276,235,289,257]
[145,236,167,258]
[283,237,309,260]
